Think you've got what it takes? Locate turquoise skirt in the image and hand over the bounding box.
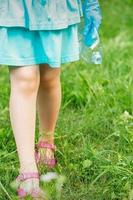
[0,24,80,68]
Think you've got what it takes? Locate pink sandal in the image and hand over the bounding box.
[35,141,57,168]
[11,172,46,199]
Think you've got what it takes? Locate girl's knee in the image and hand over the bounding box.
[39,65,61,88]
[9,66,40,94]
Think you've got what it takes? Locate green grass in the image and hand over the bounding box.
[0,0,133,199]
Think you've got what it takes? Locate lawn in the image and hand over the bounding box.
[0,0,133,199]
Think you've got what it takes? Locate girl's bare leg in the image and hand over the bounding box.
[36,63,61,161]
[8,65,40,188]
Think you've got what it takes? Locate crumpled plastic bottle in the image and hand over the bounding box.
[78,0,102,65]
[79,28,102,65]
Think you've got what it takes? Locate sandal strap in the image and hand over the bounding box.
[36,141,56,150]
[16,172,39,181]
[44,157,57,166]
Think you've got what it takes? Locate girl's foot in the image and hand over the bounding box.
[35,137,57,169]
[11,171,46,199]
[10,164,46,199]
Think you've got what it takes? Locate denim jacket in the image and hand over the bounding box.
[0,0,102,64]
[0,0,83,30]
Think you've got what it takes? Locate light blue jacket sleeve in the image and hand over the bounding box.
[79,0,102,64]
[82,0,102,45]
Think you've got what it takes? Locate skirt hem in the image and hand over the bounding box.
[0,53,80,68]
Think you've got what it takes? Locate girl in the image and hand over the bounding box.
[0,0,102,199]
